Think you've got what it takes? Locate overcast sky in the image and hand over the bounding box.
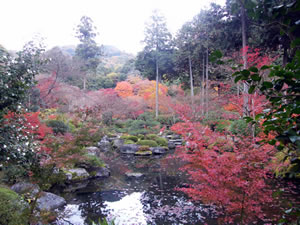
[0,0,225,54]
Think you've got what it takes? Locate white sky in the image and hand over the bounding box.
[0,0,225,54]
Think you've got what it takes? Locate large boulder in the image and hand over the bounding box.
[85,146,101,157]
[98,135,111,152]
[150,147,168,154]
[119,144,139,154]
[36,192,66,211]
[91,167,110,179]
[168,141,176,149]
[112,138,125,149]
[65,168,90,182]
[11,182,40,197]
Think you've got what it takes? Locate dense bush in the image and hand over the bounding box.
[155,137,168,147]
[229,119,251,137]
[0,187,29,225]
[215,120,231,132]
[136,140,158,147]
[156,115,179,126]
[46,120,70,135]
[146,134,159,140]
[121,135,138,142]
[2,165,28,184]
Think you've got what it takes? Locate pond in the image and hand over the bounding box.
[56,150,219,225]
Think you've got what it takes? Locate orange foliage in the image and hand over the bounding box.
[224,103,239,112]
[114,81,134,98]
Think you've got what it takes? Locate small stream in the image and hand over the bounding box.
[56,150,218,225]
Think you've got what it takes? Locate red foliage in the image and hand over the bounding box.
[241,46,278,69]
[23,112,53,139]
[5,111,52,140]
[171,117,278,224]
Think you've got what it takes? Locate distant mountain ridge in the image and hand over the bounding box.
[59,45,134,58]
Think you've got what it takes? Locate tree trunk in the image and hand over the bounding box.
[189,55,194,104]
[241,2,249,117]
[155,55,159,118]
[83,74,86,91]
[205,48,209,115]
[283,46,288,67]
[202,55,205,115]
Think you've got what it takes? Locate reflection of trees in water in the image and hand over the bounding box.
[62,151,215,224]
[141,175,217,225]
[75,191,126,225]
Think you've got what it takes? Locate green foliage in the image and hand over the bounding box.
[91,217,115,225]
[2,165,27,184]
[124,140,135,145]
[85,155,105,168]
[121,135,138,142]
[46,120,70,135]
[229,119,252,137]
[155,137,168,147]
[0,187,29,225]
[75,127,104,147]
[156,115,179,126]
[215,120,231,132]
[136,140,158,147]
[144,134,168,146]
[75,16,101,72]
[115,113,161,135]
[145,134,159,140]
[0,43,43,179]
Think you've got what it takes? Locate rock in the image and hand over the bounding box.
[168,139,183,146]
[36,192,66,211]
[150,147,167,154]
[168,141,176,149]
[125,172,145,179]
[112,138,125,148]
[97,135,111,152]
[85,146,100,157]
[65,168,89,181]
[11,182,40,197]
[63,181,89,193]
[134,150,153,156]
[91,167,110,179]
[119,144,139,154]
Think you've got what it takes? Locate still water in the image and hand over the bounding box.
[56,151,218,225]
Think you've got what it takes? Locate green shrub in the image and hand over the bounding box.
[156,115,179,126]
[2,165,27,184]
[120,135,138,142]
[155,137,168,147]
[74,127,104,147]
[136,140,158,147]
[229,119,251,136]
[146,134,159,140]
[137,134,145,140]
[46,120,70,135]
[114,120,125,128]
[0,187,29,225]
[215,120,231,132]
[85,155,105,168]
[124,140,135,144]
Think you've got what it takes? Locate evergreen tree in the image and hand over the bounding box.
[75,16,101,90]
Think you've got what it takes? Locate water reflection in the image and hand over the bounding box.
[57,151,217,225]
